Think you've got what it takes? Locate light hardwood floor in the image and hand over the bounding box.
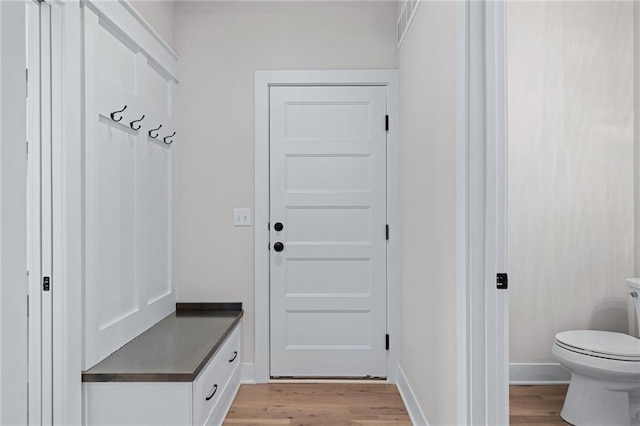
[224,383,412,426]
[509,385,569,425]
[224,383,569,425]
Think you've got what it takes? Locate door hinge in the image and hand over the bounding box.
[43,276,50,292]
[497,273,508,290]
[385,334,390,350]
[385,115,389,132]
[385,224,389,240]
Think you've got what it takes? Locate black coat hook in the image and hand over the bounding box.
[163,132,176,145]
[110,105,127,122]
[148,124,162,139]
[130,115,145,131]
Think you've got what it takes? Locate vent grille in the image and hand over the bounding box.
[397,0,422,49]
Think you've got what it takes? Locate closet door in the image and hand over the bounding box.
[83,6,176,369]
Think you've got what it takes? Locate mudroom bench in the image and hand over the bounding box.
[82,304,243,426]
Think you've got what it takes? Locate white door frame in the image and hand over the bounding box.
[254,70,400,384]
[0,1,28,424]
[50,1,82,424]
[27,1,51,421]
[456,1,509,424]
[26,0,82,424]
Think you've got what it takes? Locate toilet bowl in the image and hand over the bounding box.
[553,278,640,426]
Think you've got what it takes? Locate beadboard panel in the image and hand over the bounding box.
[83,2,177,370]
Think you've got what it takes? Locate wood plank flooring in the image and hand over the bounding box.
[223,383,412,426]
[509,385,569,425]
[225,383,569,425]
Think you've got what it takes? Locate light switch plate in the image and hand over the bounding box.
[234,208,251,226]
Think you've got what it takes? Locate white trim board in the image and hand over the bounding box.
[84,0,179,82]
[240,363,256,384]
[53,1,83,424]
[397,366,429,426]
[118,0,178,60]
[254,70,400,384]
[509,363,570,385]
[28,1,84,424]
[456,0,509,424]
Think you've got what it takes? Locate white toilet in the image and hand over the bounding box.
[553,278,640,426]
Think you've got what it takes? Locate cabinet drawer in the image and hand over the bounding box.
[192,325,240,425]
[224,327,240,373]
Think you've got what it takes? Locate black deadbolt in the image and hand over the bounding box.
[273,242,284,252]
[274,222,284,232]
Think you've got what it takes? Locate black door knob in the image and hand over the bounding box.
[274,222,284,232]
[273,242,284,252]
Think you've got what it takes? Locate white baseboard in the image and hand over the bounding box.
[509,363,570,385]
[396,365,429,426]
[241,362,255,384]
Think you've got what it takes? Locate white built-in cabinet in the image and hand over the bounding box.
[82,1,178,370]
[84,322,242,426]
[80,4,243,424]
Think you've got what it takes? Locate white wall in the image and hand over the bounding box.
[398,2,458,424]
[173,1,398,364]
[130,0,175,49]
[0,1,28,423]
[509,1,634,364]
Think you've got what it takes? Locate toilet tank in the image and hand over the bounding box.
[626,278,640,333]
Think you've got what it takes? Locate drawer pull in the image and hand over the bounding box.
[205,384,218,401]
[229,351,238,363]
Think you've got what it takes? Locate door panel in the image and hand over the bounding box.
[284,155,372,193]
[88,117,138,328]
[270,86,387,378]
[285,258,372,296]
[285,311,373,348]
[285,207,372,243]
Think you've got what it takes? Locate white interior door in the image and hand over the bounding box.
[269,85,388,378]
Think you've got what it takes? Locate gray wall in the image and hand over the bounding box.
[173,1,398,363]
[508,1,634,363]
[131,1,175,49]
[398,2,458,423]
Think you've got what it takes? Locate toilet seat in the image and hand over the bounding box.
[555,330,640,362]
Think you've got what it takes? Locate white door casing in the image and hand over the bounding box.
[254,70,399,384]
[41,3,54,423]
[456,1,509,424]
[51,1,83,422]
[27,1,55,423]
[27,0,83,423]
[27,1,42,422]
[485,1,509,422]
[269,86,388,378]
